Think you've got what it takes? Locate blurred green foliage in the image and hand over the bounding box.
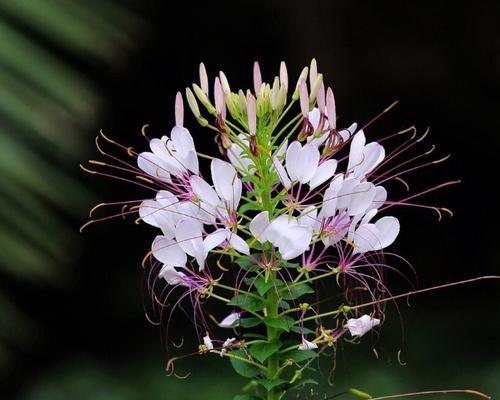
[0,0,143,368]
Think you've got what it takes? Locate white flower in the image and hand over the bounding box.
[274,141,337,190]
[298,338,318,350]
[250,212,313,260]
[345,315,380,337]
[221,337,237,356]
[227,134,255,174]
[350,214,400,254]
[347,130,385,179]
[158,264,187,286]
[219,312,241,328]
[203,334,214,350]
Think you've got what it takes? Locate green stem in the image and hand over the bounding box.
[266,279,282,400]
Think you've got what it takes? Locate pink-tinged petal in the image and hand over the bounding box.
[348,182,376,216]
[250,211,270,243]
[184,149,199,175]
[139,200,161,228]
[211,159,239,204]
[354,142,385,178]
[149,138,184,176]
[347,130,366,172]
[229,233,250,255]
[158,264,187,286]
[309,159,337,190]
[361,208,378,225]
[214,77,226,118]
[346,315,380,337]
[298,338,318,350]
[253,61,262,95]
[279,225,312,260]
[374,216,400,249]
[190,175,220,208]
[273,157,291,189]
[204,228,228,252]
[175,92,184,127]
[152,235,187,266]
[322,186,338,218]
[171,126,195,154]
[308,108,321,131]
[369,185,387,210]
[326,87,336,129]
[280,61,288,89]
[309,58,318,88]
[219,312,241,328]
[296,144,320,184]
[299,80,309,117]
[352,223,379,254]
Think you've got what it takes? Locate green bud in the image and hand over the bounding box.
[348,388,372,399]
[193,83,216,114]
[292,66,309,100]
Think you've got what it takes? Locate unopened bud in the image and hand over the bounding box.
[309,58,318,88]
[214,77,226,118]
[253,61,262,96]
[247,93,256,135]
[317,82,325,114]
[175,92,183,127]
[199,62,209,95]
[326,87,336,129]
[193,83,216,114]
[271,77,280,110]
[185,87,200,118]
[292,66,309,100]
[299,79,309,117]
[280,61,288,91]
[309,73,323,105]
[219,71,231,94]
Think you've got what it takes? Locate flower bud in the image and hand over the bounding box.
[309,58,318,88]
[253,61,262,96]
[270,77,280,110]
[219,71,231,94]
[192,83,216,114]
[247,93,256,135]
[317,82,326,114]
[279,61,288,91]
[309,73,323,105]
[292,66,308,100]
[298,79,309,117]
[175,91,183,127]
[185,87,200,118]
[326,86,336,129]
[214,77,227,119]
[199,62,209,95]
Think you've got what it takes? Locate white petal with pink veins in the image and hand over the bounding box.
[152,235,187,266]
[190,175,220,208]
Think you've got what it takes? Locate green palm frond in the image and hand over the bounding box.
[0,0,144,366]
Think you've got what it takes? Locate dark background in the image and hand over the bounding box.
[0,1,499,399]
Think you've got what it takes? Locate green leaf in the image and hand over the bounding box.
[233,395,262,400]
[235,256,258,272]
[290,326,315,335]
[286,378,318,391]
[254,276,273,296]
[239,201,261,213]
[256,378,287,391]
[279,300,291,310]
[239,317,263,328]
[282,349,318,363]
[229,350,261,378]
[280,283,314,300]
[228,294,265,312]
[263,316,295,332]
[249,341,282,363]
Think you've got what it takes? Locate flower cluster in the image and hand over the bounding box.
[82,59,456,400]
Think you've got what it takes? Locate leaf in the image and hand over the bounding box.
[280,283,314,300]
[286,378,318,391]
[239,318,263,328]
[283,261,300,269]
[254,276,273,296]
[256,378,287,391]
[249,341,282,363]
[290,325,315,335]
[235,256,258,272]
[282,349,318,363]
[233,396,262,400]
[239,201,261,213]
[263,316,295,332]
[243,333,267,340]
[229,350,261,378]
[228,294,265,312]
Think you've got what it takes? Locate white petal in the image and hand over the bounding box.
[175,219,206,268]
[336,178,359,211]
[229,233,250,255]
[285,141,302,181]
[309,159,337,189]
[203,335,214,350]
[219,312,241,328]
[346,315,380,337]
[273,157,291,189]
[190,175,220,208]
[158,264,187,286]
[348,182,376,216]
[137,152,171,181]
[250,211,270,243]
[204,228,228,252]
[308,108,321,131]
[298,338,318,350]
[368,186,387,211]
[171,126,195,155]
[347,130,366,172]
[354,142,385,178]
[139,200,161,228]
[298,206,318,229]
[352,223,380,254]
[374,216,400,249]
[296,144,320,184]
[211,159,239,203]
[152,235,187,266]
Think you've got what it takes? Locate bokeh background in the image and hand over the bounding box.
[1,1,499,399]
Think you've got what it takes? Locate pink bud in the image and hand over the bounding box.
[279,61,288,90]
[253,61,262,95]
[214,77,226,119]
[317,82,325,114]
[326,87,336,129]
[247,93,256,135]
[299,80,309,117]
[175,92,184,127]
